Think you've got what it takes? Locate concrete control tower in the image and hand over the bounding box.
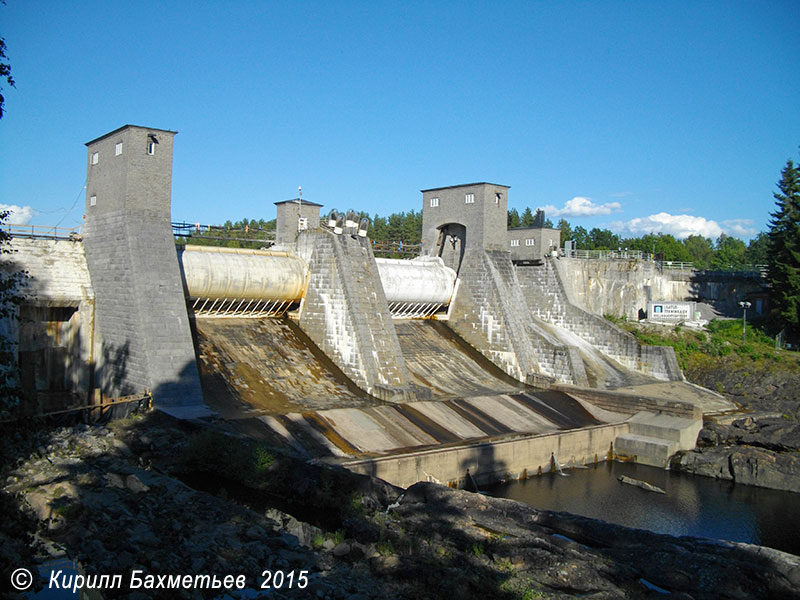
[83,125,207,415]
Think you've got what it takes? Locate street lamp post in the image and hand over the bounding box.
[739,301,752,343]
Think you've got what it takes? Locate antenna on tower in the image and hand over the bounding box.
[297,186,307,232]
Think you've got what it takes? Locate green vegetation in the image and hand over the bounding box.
[0,29,13,119]
[613,318,800,374]
[182,430,275,482]
[471,541,485,556]
[376,538,395,556]
[0,210,27,415]
[175,217,276,249]
[766,155,800,338]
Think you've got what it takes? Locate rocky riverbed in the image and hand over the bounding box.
[671,357,800,493]
[2,411,800,599]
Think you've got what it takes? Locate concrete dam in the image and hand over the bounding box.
[4,124,736,488]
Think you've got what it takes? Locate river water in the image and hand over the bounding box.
[487,461,800,556]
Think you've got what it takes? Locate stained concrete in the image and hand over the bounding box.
[195,317,377,417]
[394,320,520,398]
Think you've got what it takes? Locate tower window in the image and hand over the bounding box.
[510,239,519,247]
[430,197,439,207]
[495,192,502,204]
[465,193,474,204]
[115,142,123,156]
[91,152,99,165]
[147,134,158,155]
[525,239,535,246]
[89,195,97,207]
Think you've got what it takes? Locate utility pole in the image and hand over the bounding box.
[739,301,751,343]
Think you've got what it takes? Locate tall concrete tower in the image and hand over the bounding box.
[83,125,208,417]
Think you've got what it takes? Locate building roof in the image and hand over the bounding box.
[508,225,560,231]
[274,198,324,207]
[420,182,510,193]
[85,124,178,146]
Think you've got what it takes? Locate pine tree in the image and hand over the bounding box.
[766,158,800,337]
[520,207,535,227]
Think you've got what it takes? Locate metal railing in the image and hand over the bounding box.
[172,221,276,246]
[657,261,694,271]
[562,249,767,277]
[371,240,422,257]
[563,249,653,261]
[1,224,82,241]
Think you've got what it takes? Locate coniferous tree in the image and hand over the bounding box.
[744,232,769,266]
[521,207,535,227]
[767,158,800,337]
[557,219,573,243]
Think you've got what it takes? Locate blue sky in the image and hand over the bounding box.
[1,1,798,241]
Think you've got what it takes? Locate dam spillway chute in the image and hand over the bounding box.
[178,245,309,317]
[375,256,458,319]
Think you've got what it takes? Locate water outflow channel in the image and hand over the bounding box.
[488,461,800,556]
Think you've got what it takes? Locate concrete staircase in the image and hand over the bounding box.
[615,411,702,467]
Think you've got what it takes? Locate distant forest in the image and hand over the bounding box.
[177,208,767,270]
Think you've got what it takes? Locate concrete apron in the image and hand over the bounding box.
[338,422,630,489]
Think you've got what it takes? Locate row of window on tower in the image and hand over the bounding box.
[89,136,158,165]
[429,192,502,208]
[510,239,536,247]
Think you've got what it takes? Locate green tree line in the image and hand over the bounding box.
[176,217,276,249]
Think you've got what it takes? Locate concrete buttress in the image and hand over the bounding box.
[296,231,420,402]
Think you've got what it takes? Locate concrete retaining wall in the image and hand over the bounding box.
[3,238,95,402]
[554,258,765,319]
[342,422,629,489]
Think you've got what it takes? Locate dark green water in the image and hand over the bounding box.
[487,461,800,556]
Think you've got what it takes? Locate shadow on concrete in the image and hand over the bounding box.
[687,270,767,319]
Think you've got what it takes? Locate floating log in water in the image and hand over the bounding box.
[618,475,666,494]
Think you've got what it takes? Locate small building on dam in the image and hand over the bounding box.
[2,124,739,487]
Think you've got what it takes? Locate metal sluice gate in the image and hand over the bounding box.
[178,245,458,319]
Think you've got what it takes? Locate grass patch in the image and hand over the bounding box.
[181,430,276,483]
[615,318,800,374]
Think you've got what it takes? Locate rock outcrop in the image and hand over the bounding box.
[3,413,800,599]
[672,415,800,493]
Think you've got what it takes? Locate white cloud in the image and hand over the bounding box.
[0,204,35,225]
[611,212,756,239]
[721,219,758,238]
[541,196,622,217]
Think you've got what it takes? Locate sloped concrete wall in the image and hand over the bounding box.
[83,213,205,410]
[448,248,586,385]
[518,260,682,381]
[297,232,417,402]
